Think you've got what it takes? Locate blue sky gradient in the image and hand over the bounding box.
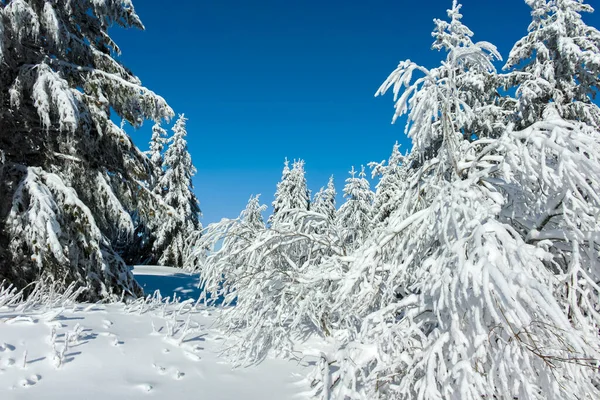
[111,0,600,225]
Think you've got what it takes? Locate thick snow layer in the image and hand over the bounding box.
[0,266,313,399]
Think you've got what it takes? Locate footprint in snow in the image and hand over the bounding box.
[0,343,16,352]
[20,374,41,388]
[137,383,153,392]
[174,370,185,380]
[152,363,167,375]
[1,358,16,368]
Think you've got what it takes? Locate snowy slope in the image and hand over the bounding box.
[0,266,313,399]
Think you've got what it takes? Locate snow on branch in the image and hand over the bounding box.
[32,64,79,132]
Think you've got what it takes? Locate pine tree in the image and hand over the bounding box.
[241,194,267,231]
[117,122,169,265]
[268,159,310,226]
[320,3,600,399]
[186,195,267,298]
[148,122,168,178]
[0,0,174,300]
[191,193,344,364]
[505,0,600,127]
[368,142,405,225]
[154,114,201,268]
[335,166,373,249]
[312,176,337,222]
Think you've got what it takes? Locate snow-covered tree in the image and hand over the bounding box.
[148,122,168,177]
[154,114,201,268]
[369,142,405,225]
[502,2,600,350]
[241,194,267,232]
[335,166,373,248]
[190,207,344,364]
[268,159,310,226]
[117,123,170,266]
[186,195,267,300]
[505,0,600,127]
[312,175,337,222]
[311,2,600,399]
[0,0,174,300]
[433,0,509,142]
[499,106,600,346]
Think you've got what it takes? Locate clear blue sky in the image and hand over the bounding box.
[111,0,599,225]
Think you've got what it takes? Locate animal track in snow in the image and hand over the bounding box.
[137,383,153,392]
[152,363,167,375]
[1,358,15,368]
[0,343,15,352]
[19,374,41,387]
[174,370,185,380]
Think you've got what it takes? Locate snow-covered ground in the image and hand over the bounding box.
[0,266,314,399]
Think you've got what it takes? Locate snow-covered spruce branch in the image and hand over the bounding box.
[6,166,141,300]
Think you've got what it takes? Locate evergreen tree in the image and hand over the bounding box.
[154,114,201,268]
[148,122,168,179]
[312,176,336,222]
[187,195,267,299]
[268,158,291,226]
[268,159,310,226]
[505,0,600,127]
[335,166,373,249]
[241,194,267,231]
[190,194,344,364]
[368,142,405,225]
[322,3,600,399]
[118,122,169,265]
[0,0,174,300]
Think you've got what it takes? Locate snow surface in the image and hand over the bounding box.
[0,266,314,399]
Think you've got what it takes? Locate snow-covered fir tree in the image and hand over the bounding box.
[118,122,170,265]
[268,159,310,226]
[335,166,373,248]
[505,0,600,127]
[313,2,600,399]
[0,0,174,300]
[432,0,508,142]
[148,122,168,178]
[311,175,337,222]
[368,142,405,225]
[187,159,349,363]
[186,195,267,302]
[240,194,266,232]
[154,114,201,268]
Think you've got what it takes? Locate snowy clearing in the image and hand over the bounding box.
[0,266,314,400]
